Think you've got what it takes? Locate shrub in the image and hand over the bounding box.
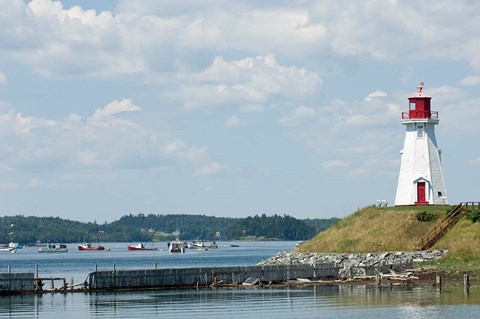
[416,211,437,222]
[466,209,480,223]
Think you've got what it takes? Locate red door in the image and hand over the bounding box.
[415,182,428,205]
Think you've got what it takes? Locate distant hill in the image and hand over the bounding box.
[0,214,338,244]
[297,205,480,261]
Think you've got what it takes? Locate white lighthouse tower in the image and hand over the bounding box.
[394,83,448,206]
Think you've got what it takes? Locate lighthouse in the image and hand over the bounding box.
[394,83,448,206]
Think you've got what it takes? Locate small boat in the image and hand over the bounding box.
[168,240,185,253]
[8,242,23,250]
[78,243,105,251]
[0,245,16,253]
[187,241,208,249]
[38,244,68,253]
[127,243,158,251]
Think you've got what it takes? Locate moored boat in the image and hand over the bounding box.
[187,241,207,249]
[127,243,158,251]
[78,243,106,251]
[168,240,185,253]
[38,244,68,253]
[0,245,16,253]
[8,242,23,250]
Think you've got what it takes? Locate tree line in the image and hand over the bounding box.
[0,214,340,244]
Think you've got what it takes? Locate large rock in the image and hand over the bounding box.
[258,250,447,278]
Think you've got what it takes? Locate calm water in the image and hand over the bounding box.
[1,241,480,318]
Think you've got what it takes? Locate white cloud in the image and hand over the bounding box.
[1,0,479,84]
[240,104,268,113]
[442,97,480,133]
[28,177,54,188]
[322,160,347,169]
[173,55,320,109]
[0,72,7,84]
[364,91,387,102]
[466,39,480,72]
[471,158,480,166]
[91,99,141,122]
[428,86,466,104]
[225,116,247,128]
[0,182,17,189]
[460,75,480,87]
[161,138,186,155]
[278,106,315,127]
[257,167,270,175]
[183,146,207,163]
[0,102,211,173]
[195,161,225,175]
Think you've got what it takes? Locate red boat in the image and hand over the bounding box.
[78,243,106,251]
[127,243,158,251]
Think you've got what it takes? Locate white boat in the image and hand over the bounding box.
[187,241,207,249]
[8,242,23,249]
[187,241,218,250]
[0,246,16,253]
[38,244,68,253]
[168,240,185,253]
[168,229,185,253]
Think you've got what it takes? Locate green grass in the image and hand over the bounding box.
[298,206,449,253]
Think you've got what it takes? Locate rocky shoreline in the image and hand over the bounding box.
[258,250,447,279]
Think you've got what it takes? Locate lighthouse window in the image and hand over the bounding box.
[409,102,416,110]
[417,125,424,138]
[438,191,443,197]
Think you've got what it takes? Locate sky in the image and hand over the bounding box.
[0,0,479,223]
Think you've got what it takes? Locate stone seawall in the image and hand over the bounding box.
[258,250,446,278]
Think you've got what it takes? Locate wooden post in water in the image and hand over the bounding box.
[376,273,382,287]
[464,274,470,296]
[435,275,442,293]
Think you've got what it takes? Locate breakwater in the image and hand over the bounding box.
[0,273,34,293]
[258,250,447,278]
[87,264,339,290]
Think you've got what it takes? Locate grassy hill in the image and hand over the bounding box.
[298,205,480,255]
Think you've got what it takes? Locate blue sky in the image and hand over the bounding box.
[0,0,479,222]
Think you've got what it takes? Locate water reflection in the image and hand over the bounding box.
[1,284,480,318]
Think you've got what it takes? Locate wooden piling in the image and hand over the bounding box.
[435,275,442,293]
[464,274,470,296]
[376,273,382,287]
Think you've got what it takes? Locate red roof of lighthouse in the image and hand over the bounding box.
[402,82,437,120]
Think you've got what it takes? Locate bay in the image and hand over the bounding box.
[1,241,479,318]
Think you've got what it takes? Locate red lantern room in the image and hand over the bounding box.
[402,82,438,120]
